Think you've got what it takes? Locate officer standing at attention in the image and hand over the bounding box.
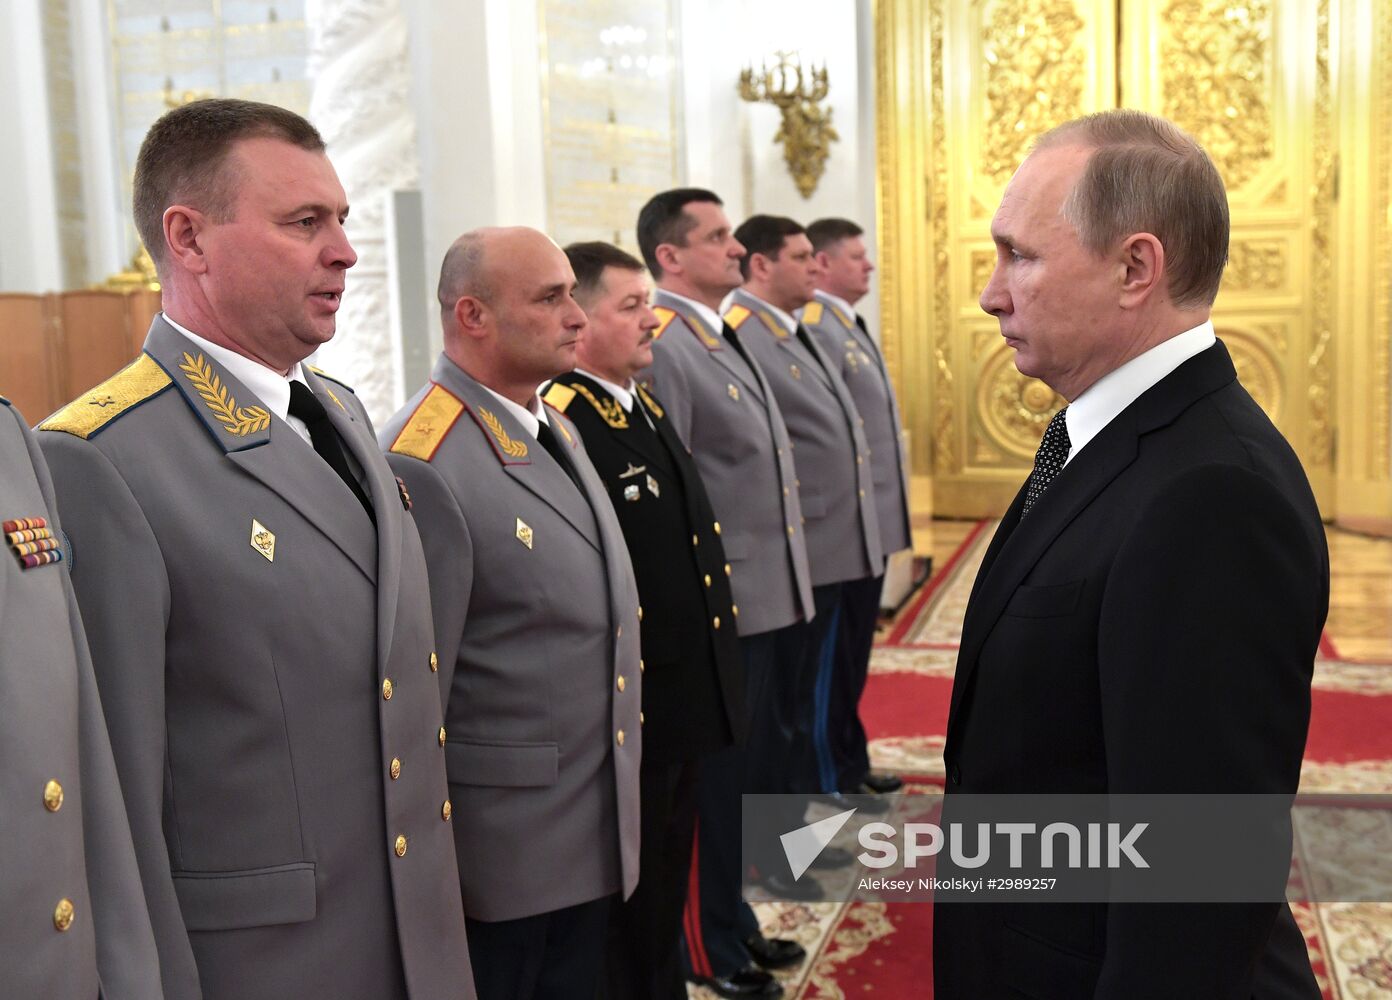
[38,98,474,1000]
[726,215,883,806]
[637,189,815,999]
[544,241,745,1000]
[799,218,911,798]
[381,227,642,1000]
[1,397,162,1000]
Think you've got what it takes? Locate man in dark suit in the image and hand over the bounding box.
[934,110,1327,998]
[544,241,743,1000]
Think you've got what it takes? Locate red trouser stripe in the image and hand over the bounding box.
[683,820,713,978]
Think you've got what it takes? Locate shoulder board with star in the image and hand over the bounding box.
[388,382,467,462]
[801,300,824,326]
[307,365,357,394]
[652,307,677,340]
[542,382,576,413]
[723,304,751,330]
[39,354,172,440]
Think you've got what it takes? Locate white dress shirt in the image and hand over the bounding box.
[814,289,858,325]
[162,313,313,444]
[1064,320,1217,465]
[740,291,798,335]
[662,290,725,338]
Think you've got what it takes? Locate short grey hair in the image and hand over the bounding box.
[437,231,491,312]
[1036,110,1229,308]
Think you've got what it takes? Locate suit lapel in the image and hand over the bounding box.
[144,320,377,582]
[307,367,402,667]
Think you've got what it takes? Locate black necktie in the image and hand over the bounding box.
[854,313,870,335]
[288,380,375,523]
[1020,407,1070,519]
[536,420,585,496]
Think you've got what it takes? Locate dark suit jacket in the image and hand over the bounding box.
[934,341,1328,999]
[545,372,744,764]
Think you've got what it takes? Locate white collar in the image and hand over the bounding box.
[480,383,547,439]
[1064,320,1217,465]
[740,290,798,334]
[162,312,308,424]
[574,369,635,412]
[659,289,725,338]
[814,289,857,325]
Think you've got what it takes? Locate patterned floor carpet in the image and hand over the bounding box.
[692,521,1392,999]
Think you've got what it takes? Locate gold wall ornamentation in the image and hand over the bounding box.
[1220,329,1284,423]
[1307,0,1335,469]
[929,0,956,475]
[1222,240,1287,292]
[977,347,1066,460]
[1374,0,1392,479]
[970,251,995,301]
[738,53,839,199]
[981,0,1087,185]
[1159,0,1273,188]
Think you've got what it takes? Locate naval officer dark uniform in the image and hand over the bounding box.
[544,369,743,999]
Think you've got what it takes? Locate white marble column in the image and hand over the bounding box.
[307,0,420,423]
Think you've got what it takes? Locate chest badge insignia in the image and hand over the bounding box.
[727,384,740,401]
[623,484,641,502]
[250,519,276,562]
[646,474,660,498]
[618,463,647,479]
[5,516,61,569]
[790,364,802,380]
[515,517,534,549]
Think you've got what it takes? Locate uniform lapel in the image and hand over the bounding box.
[144,318,376,582]
[306,367,402,667]
[655,291,766,402]
[435,359,603,553]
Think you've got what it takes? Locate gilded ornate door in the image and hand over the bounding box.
[875,0,1389,520]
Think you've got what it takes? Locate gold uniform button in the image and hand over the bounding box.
[43,780,64,812]
[640,711,646,725]
[857,455,863,465]
[783,487,790,496]
[786,525,795,536]
[704,574,712,588]
[725,563,732,577]
[382,678,394,700]
[394,835,408,857]
[390,757,402,780]
[858,489,866,498]
[53,898,75,932]
[617,625,623,639]
[733,605,740,618]
[639,659,646,674]
[617,675,626,692]
[439,726,447,747]
[638,606,644,622]
[713,521,722,535]
[617,730,626,747]
[691,534,699,547]
[429,652,439,672]
[442,800,453,821]
[713,616,721,630]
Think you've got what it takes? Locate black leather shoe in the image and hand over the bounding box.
[689,964,784,997]
[862,772,904,794]
[758,872,825,901]
[745,934,807,970]
[812,790,890,814]
[809,845,854,870]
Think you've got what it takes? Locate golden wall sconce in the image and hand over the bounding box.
[738,52,838,198]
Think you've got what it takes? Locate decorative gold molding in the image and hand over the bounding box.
[738,52,839,198]
[1160,0,1273,189]
[1374,0,1392,480]
[99,246,160,293]
[1222,240,1287,292]
[928,0,954,476]
[1308,0,1335,470]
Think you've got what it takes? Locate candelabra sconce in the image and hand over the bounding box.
[738,52,838,198]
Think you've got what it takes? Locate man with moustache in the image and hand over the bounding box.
[1,397,162,1000]
[38,98,473,1000]
[799,218,912,798]
[726,215,882,809]
[381,227,641,1000]
[935,110,1326,998]
[638,190,814,999]
[543,241,743,999]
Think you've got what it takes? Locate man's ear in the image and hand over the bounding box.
[453,295,489,337]
[654,243,681,277]
[1118,232,1164,309]
[747,252,772,282]
[813,250,831,272]
[163,204,211,275]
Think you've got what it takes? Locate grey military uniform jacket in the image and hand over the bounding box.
[799,292,912,557]
[1,399,162,1000]
[38,317,474,1000]
[643,289,814,637]
[726,288,883,586]
[381,354,641,923]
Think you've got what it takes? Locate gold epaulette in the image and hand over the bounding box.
[724,305,752,329]
[652,307,677,340]
[801,300,824,325]
[542,382,576,413]
[388,383,465,462]
[39,354,171,440]
[572,383,628,429]
[636,385,665,419]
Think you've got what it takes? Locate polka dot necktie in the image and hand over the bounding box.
[1020,407,1070,519]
